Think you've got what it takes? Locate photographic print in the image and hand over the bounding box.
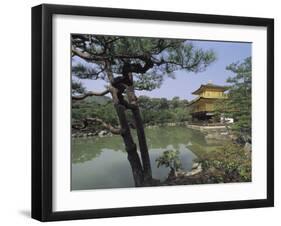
[32,4,273,221]
[71,35,252,190]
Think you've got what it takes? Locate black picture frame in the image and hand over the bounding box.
[32,3,274,222]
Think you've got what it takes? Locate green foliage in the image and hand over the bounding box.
[134,73,164,91]
[73,95,191,133]
[72,96,119,132]
[138,96,191,125]
[156,150,182,171]
[100,37,216,76]
[215,57,252,142]
[72,35,216,91]
[72,80,86,94]
[199,143,251,182]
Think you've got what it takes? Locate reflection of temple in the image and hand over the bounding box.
[188,83,228,121]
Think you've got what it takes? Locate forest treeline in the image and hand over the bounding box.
[72,95,191,132]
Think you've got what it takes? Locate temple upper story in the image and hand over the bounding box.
[188,83,228,121]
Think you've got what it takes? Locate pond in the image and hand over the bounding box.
[71,126,222,190]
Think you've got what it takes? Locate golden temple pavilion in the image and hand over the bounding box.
[188,82,228,121]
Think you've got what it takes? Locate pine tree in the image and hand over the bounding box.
[216,57,251,143]
[71,35,216,186]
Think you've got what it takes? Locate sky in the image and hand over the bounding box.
[73,40,251,101]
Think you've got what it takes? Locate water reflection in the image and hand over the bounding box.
[71,126,221,190]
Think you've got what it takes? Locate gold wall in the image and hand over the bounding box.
[190,89,227,113]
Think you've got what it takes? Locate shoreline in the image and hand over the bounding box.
[72,121,190,138]
[72,122,234,145]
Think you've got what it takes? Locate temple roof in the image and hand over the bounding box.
[191,83,228,95]
[187,96,213,107]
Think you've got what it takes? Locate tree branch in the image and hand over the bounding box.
[153,59,203,72]
[122,57,154,77]
[72,46,108,61]
[72,67,105,79]
[72,89,109,100]
[87,117,122,134]
[72,117,122,135]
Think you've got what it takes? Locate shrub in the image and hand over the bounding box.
[156,150,182,173]
[199,143,251,182]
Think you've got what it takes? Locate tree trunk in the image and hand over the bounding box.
[105,61,144,186]
[113,103,144,186]
[126,85,152,183]
[131,107,152,182]
[106,63,150,186]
